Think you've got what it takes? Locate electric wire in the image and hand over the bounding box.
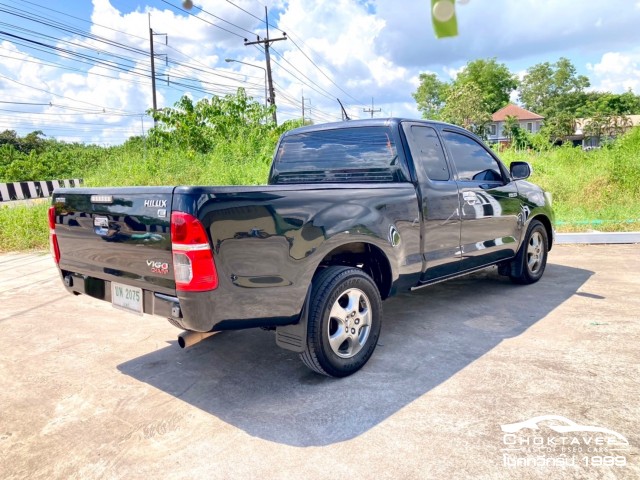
[1,0,367,142]
[157,0,245,39]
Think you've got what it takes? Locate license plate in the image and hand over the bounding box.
[111,282,143,315]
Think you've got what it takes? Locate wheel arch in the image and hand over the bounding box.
[315,242,393,300]
[531,214,554,250]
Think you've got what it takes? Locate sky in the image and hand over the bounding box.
[1,0,640,144]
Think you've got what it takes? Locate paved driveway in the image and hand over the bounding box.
[0,245,638,479]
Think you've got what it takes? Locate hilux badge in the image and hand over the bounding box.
[144,199,167,208]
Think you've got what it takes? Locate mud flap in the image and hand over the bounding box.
[275,288,311,353]
[510,241,526,278]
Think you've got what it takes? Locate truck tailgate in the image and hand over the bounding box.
[53,187,176,295]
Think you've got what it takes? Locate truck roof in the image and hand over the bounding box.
[282,117,454,137]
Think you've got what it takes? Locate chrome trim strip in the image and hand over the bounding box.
[411,263,505,291]
[172,243,210,252]
[154,292,179,303]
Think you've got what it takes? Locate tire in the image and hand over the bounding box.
[300,266,382,377]
[509,219,549,285]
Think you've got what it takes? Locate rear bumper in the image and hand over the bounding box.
[177,289,299,332]
[58,270,301,332]
[60,270,179,319]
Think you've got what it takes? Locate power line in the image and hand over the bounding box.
[0,72,137,114]
[285,35,366,107]
[234,1,367,107]
[243,6,287,124]
[363,98,381,118]
[224,0,264,23]
[157,0,245,39]
[0,30,152,79]
[185,2,255,37]
[0,5,149,57]
[270,48,337,102]
[15,0,149,42]
[6,0,259,87]
[0,0,368,141]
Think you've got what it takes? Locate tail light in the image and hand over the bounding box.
[171,211,218,292]
[48,206,60,264]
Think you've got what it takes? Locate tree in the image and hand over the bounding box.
[502,115,520,143]
[0,129,47,154]
[541,112,577,145]
[413,59,517,120]
[582,113,606,144]
[148,88,275,152]
[577,90,640,117]
[412,72,448,119]
[454,58,518,114]
[440,82,491,136]
[583,114,633,146]
[500,115,531,150]
[519,57,590,119]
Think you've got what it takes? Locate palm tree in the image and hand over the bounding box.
[503,115,520,144]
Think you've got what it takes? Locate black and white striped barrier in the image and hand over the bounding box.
[0,179,83,202]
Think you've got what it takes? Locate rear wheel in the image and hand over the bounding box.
[301,266,382,377]
[510,220,548,284]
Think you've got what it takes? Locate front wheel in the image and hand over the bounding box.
[509,219,549,284]
[301,266,382,377]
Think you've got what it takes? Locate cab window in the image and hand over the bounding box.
[442,131,504,183]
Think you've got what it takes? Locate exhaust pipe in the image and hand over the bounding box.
[178,330,218,349]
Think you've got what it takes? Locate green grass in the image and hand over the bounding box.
[1,127,639,252]
[0,141,274,253]
[83,138,272,187]
[0,202,50,252]
[499,128,640,232]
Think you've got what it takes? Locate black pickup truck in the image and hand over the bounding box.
[50,118,554,377]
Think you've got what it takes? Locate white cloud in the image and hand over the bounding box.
[443,65,464,80]
[374,0,640,66]
[3,0,640,143]
[587,52,640,92]
[273,0,415,120]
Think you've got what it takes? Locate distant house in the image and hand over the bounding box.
[486,104,544,144]
[572,115,640,148]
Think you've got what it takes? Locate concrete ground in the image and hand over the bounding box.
[0,245,638,480]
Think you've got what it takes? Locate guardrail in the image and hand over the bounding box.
[0,179,83,202]
[556,232,640,244]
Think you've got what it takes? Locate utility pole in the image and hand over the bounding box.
[148,14,167,125]
[363,97,381,118]
[148,15,157,124]
[244,7,287,125]
[303,97,312,124]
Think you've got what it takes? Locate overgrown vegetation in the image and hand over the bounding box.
[1,89,639,252]
[0,201,50,252]
[84,90,302,187]
[0,130,107,182]
[413,56,640,143]
[500,127,640,231]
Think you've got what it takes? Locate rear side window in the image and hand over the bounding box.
[272,127,405,184]
[442,131,504,183]
[408,125,450,181]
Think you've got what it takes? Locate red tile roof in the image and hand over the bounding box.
[492,104,544,121]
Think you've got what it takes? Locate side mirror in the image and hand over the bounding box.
[510,161,532,180]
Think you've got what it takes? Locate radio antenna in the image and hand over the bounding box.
[337,98,350,121]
